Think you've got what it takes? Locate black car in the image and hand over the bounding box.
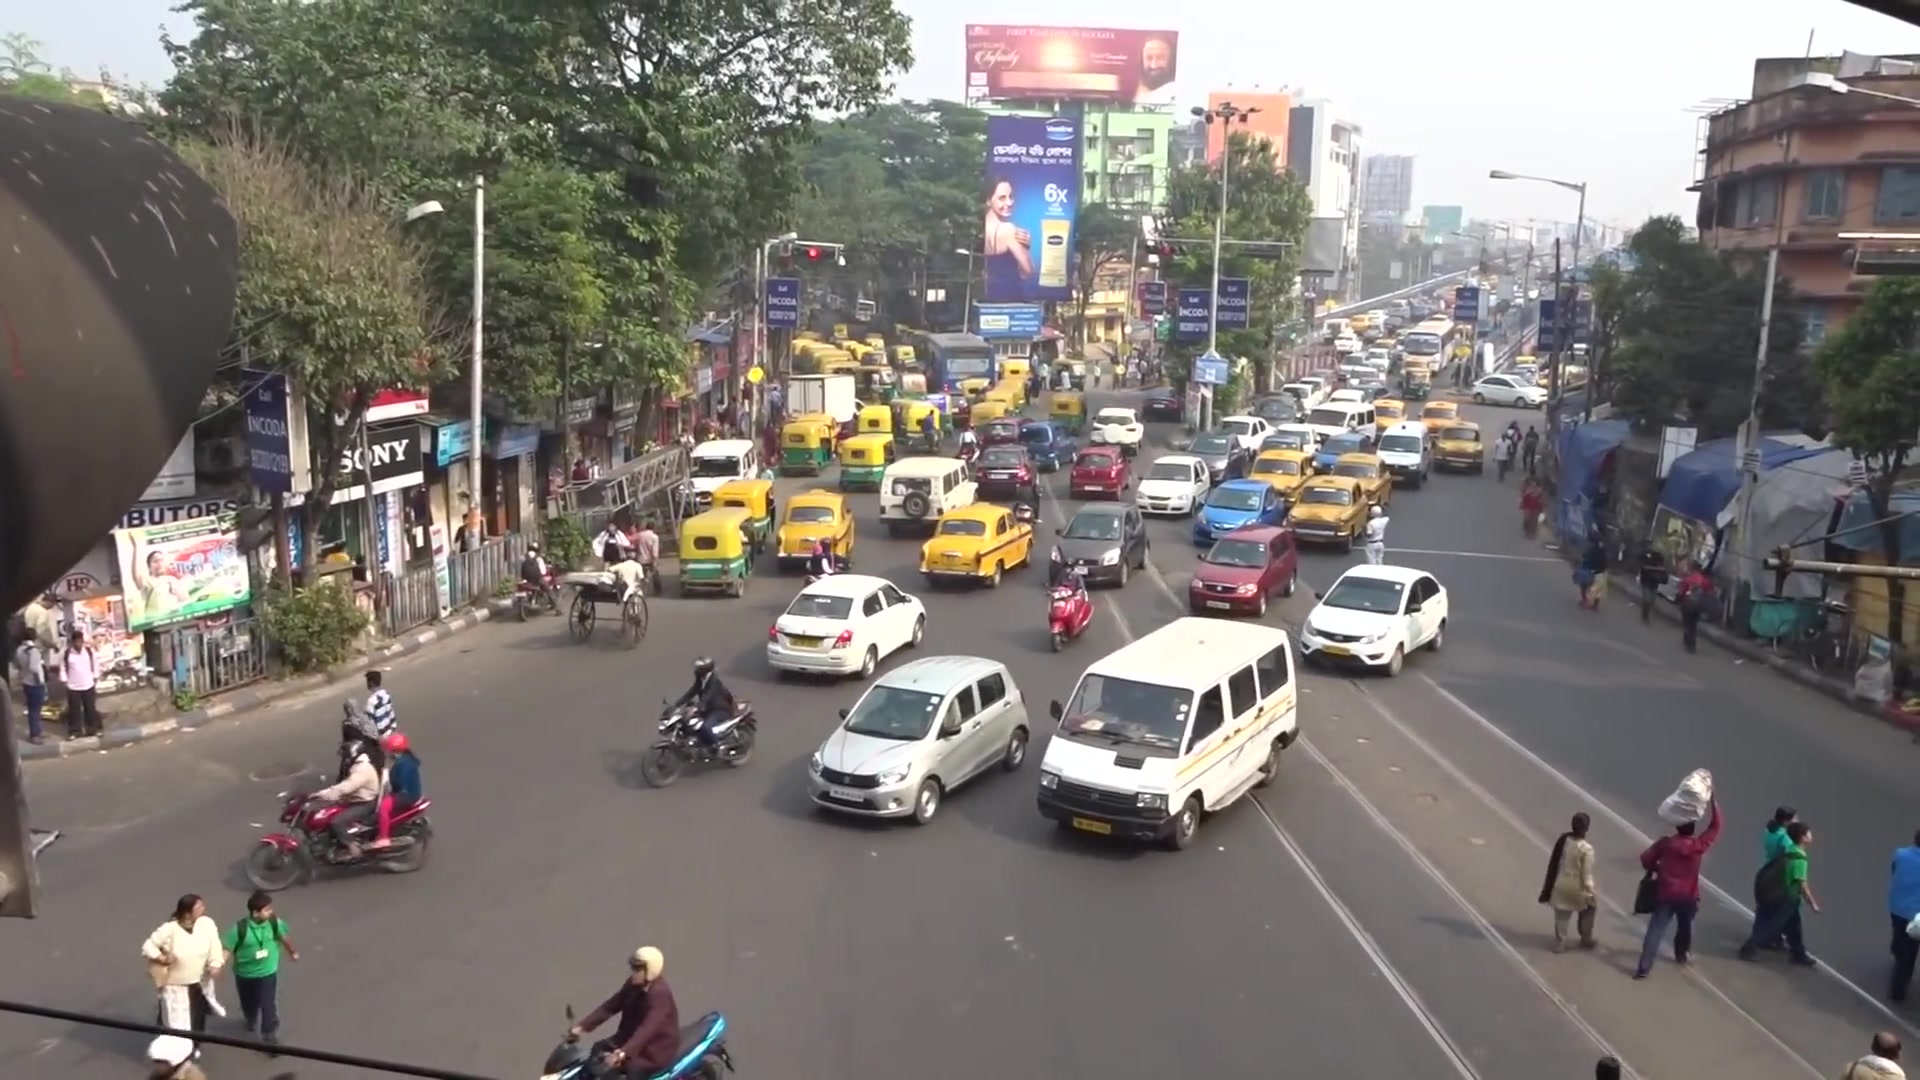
[1186,431,1250,485]
[974,445,1041,504]
[1141,391,1183,423]
[1252,394,1301,425]
[1052,504,1150,587]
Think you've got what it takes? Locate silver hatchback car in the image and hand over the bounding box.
[808,655,1031,825]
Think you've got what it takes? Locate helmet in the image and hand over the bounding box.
[693,657,715,677]
[1369,505,1383,518]
[628,945,665,980]
[148,1034,194,1066]
[382,731,410,754]
[528,541,540,552]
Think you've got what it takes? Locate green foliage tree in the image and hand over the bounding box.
[1815,276,1920,651]
[1159,132,1313,408]
[174,130,453,568]
[0,33,107,105]
[1594,215,1821,438]
[1070,204,1138,349]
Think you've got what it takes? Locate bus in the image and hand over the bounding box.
[1398,316,1457,363]
[899,331,996,395]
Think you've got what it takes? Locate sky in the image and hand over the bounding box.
[17,0,1920,231]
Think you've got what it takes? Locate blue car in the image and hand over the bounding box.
[1192,479,1287,544]
[1019,420,1077,472]
[1313,431,1373,473]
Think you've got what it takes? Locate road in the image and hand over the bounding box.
[0,390,1903,1080]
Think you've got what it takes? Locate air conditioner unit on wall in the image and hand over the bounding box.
[194,434,248,476]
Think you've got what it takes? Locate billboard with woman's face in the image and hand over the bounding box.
[965,25,1180,104]
[982,116,1081,304]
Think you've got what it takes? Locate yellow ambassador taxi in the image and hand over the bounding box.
[918,504,1033,588]
[1287,475,1369,552]
[1329,453,1392,508]
[775,490,855,572]
[1433,421,1485,473]
[1372,398,1407,436]
[1247,449,1314,502]
[1419,399,1461,439]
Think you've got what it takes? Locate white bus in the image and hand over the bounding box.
[1398,316,1457,362]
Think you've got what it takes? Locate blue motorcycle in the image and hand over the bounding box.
[542,1008,735,1080]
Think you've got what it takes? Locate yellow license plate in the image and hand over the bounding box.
[1071,817,1112,835]
[1320,645,1351,656]
[789,636,823,648]
[945,553,962,563]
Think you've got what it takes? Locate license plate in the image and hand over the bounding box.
[827,786,863,802]
[1205,600,1231,609]
[788,636,822,648]
[945,553,962,563]
[1320,645,1351,656]
[990,472,1014,479]
[1071,817,1112,835]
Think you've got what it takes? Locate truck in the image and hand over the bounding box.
[787,373,858,428]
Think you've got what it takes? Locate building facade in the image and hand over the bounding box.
[1694,53,1920,345]
[1359,154,1415,220]
[1287,100,1363,297]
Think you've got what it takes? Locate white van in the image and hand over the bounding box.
[687,439,761,505]
[1304,401,1376,444]
[1037,618,1299,850]
[1375,421,1431,488]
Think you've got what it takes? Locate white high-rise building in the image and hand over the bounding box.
[1286,99,1362,299]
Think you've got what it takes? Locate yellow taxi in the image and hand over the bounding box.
[1329,453,1392,508]
[1433,421,1484,473]
[1419,399,1461,439]
[1372,398,1407,435]
[1287,476,1369,551]
[918,504,1033,588]
[1247,449,1314,502]
[775,490,855,571]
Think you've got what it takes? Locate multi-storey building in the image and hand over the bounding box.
[1287,99,1362,299]
[1360,154,1416,220]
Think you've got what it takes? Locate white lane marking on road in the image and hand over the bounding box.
[1386,547,1562,563]
[1415,672,1920,1039]
[1352,686,1821,1079]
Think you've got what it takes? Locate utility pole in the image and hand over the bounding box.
[1192,100,1262,433]
[465,176,485,552]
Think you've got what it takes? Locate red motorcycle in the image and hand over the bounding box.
[514,570,560,619]
[1048,570,1094,652]
[245,791,434,892]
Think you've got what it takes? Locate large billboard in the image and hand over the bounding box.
[965,25,1179,104]
[983,115,1081,303]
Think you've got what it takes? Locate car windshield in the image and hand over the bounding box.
[842,686,944,741]
[1263,433,1308,450]
[1253,457,1300,476]
[1074,452,1118,470]
[1325,436,1368,455]
[692,456,743,478]
[787,505,836,524]
[1058,674,1189,755]
[1019,425,1053,444]
[1225,419,1254,435]
[1255,398,1298,422]
[1441,427,1480,443]
[1203,538,1268,568]
[1379,434,1424,454]
[1423,405,1456,420]
[1321,576,1407,614]
[980,448,1025,467]
[1332,462,1376,480]
[785,593,853,620]
[1147,461,1194,481]
[1308,407,1354,428]
[1206,487,1265,511]
[984,422,1019,438]
[1376,404,1404,419]
[1301,486,1353,506]
[1064,512,1123,541]
[1095,410,1135,425]
[1190,434,1232,455]
[937,519,987,536]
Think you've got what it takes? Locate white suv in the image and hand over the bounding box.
[1299,565,1449,677]
[880,458,977,538]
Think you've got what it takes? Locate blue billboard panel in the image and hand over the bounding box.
[1141,280,1167,316]
[973,302,1044,340]
[982,116,1081,303]
[1174,288,1210,341]
[1191,350,1230,386]
[1452,285,1481,323]
[764,276,801,329]
[1217,278,1250,330]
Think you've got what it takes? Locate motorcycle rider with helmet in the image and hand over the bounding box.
[313,731,382,859]
[568,946,681,1077]
[372,730,423,848]
[957,425,978,460]
[518,542,554,609]
[673,658,735,751]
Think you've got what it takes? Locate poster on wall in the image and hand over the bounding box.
[112,514,252,631]
[983,115,1080,303]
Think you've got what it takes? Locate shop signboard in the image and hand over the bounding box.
[492,424,540,460]
[764,277,801,330]
[973,302,1045,340]
[139,433,197,502]
[333,423,425,503]
[242,368,294,493]
[1174,288,1210,341]
[434,419,474,468]
[112,513,251,630]
[1216,278,1250,330]
[982,115,1081,303]
[1140,280,1167,316]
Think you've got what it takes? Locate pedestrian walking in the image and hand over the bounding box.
[1675,562,1712,652]
[1887,831,1920,1001]
[1362,505,1389,565]
[1634,797,1721,979]
[1636,543,1670,625]
[142,894,225,1038]
[1753,805,1799,950]
[60,627,101,738]
[1739,819,1819,964]
[364,668,396,736]
[146,1034,208,1080]
[1575,535,1609,610]
[1492,432,1513,481]
[1540,812,1597,952]
[224,890,298,1049]
[11,631,49,744]
[1521,426,1540,474]
[1842,1032,1906,1080]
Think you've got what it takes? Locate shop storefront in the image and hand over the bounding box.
[296,422,428,575]
[485,423,541,535]
[562,393,609,476]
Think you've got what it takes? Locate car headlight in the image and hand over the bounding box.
[1101,548,1121,565]
[874,765,911,786]
[1137,792,1167,810]
[1235,583,1258,595]
[1039,770,1060,790]
[1361,631,1388,644]
[808,752,823,774]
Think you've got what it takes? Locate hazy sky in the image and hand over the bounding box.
[18,0,1920,230]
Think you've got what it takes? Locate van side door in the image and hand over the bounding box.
[1222,663,1263,794]
[1182,684,1229,807]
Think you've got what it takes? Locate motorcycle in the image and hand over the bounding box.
[543,1006,735,1080]
[1012,503,1037,526]
[640,700,757,788]
[957,441,979,465]
[515,570,561,620]
[1047,565,1093,652]
[245,788,433,891]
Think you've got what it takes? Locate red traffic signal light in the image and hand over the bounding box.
[804,246,822,261]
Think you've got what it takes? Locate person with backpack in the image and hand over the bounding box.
[1739,820,1819,964]
[222,890,298,1049]
[1887,832,1920,1001]
[1675,563,1713,652]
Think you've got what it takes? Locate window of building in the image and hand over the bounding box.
[1800,304,1829,347]
[1739,176,1779,227]
[1803,168,1845,221]
[1875,167,1920,223]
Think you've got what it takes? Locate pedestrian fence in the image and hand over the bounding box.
[167,615,270,700]
[377,534,528,636]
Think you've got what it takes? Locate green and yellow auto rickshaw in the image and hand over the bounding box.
[894,400,943,454]
[780,416,834,474]
[677,507,755,598]
[857,403,894,436]
[710,478,775,555]
[837,433,894,490]
[1401,368,1433,402]
[856,364,898,404]
[1049,391,1086,435]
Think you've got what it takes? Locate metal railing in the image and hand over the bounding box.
[378,534,528,635]
[167,616,269,699]
[449,533,527,608]
[381,563,443,635]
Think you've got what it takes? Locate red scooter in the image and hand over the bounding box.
[1048,567,1094,652]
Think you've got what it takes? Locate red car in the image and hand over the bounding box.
[979,418,1023,446]
[1188,525,1298,618]
[1069,446,1129,499]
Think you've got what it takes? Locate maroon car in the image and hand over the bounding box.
[979,418,1023,446]
[1188,525,1298,618]
[1069,446,1129,500]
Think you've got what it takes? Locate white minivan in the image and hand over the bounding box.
[1375,421,1431,488]
[1305,401,1376,444]
[1037,618,1299,850]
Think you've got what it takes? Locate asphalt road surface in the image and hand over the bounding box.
[0,390,1905,1080]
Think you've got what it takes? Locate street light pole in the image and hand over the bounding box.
[1489,169,1588,445]
[466,175,485,551]
[1193,100,1261,432]
[754,232,799,432]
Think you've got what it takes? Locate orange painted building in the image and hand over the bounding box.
[1203,91,1292,165]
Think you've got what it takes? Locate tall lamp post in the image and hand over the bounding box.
[1489,169,1587,434]
[752,231,800,431]
[402,188,486,552]
[955,248,976,329]
[1192,101,1262,432]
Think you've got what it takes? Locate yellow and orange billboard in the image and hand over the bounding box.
[964,25,1179,104]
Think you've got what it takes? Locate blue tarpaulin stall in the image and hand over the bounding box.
[1657,436,1830,525]
[1832,490,1920,562]
[1552,420,1631,545]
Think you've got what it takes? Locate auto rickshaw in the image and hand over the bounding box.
[821,355,860,377]
[1049,391,1086,435]
[991,377,1027,410]
[677,507,755,598]
[958,376,991,401]
[983,385,1021,418]
[1401,368,1433,401]
[780,415,835,475]
[968,398,1010,427]
[857,403,894,436]
[837,433,894,490]
[710,478,775,555]
[856,365,897,404]
[894,400,943,453]
[1000,357,1031,385]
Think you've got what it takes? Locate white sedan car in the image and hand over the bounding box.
[1471,373,1548,408]
[1219,414,1271,455]
[1134,454,1211,516]
[1297,565,1449,677]
[767,574,927,680]
[1089,407,1145,449]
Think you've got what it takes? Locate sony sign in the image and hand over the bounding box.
[331,424,425,500]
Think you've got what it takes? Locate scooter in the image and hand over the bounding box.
[544,1005,735,1079]
[1047,566,1094,652]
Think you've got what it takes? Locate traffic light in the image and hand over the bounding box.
[235,505,276,553]
[802,245,825,263]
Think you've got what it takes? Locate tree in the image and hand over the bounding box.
[1070,204,1138,349]
[1815,277,1920,652]
[1159,132,1313,407]
[174,130,454,569]
[0,33,108,106]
